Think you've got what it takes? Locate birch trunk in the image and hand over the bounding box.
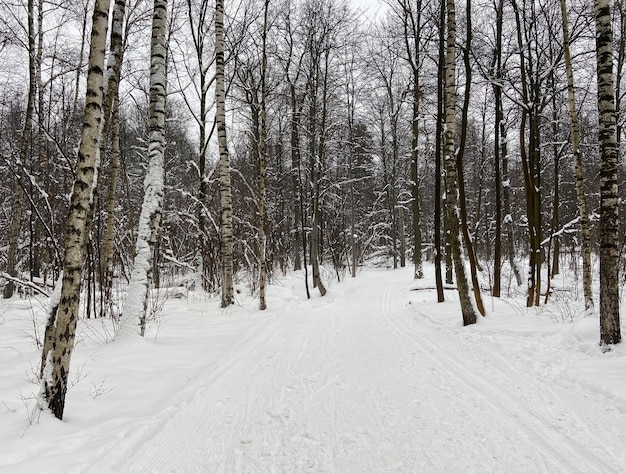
[38,0,110,419]
[101,95,121,318]
[101,0,127,317]
[216,0,235,307]
[120,0,168,336]
[594,0,621,345]
[560,0,594,312]
[434,0,445,303]
[443,0,478,326]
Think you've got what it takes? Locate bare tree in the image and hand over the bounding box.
[397,0,426,279]
[3,0,37,299]
[456,0,485,316]
[257,0,269,310]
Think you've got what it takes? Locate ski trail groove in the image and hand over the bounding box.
[90,316,283,473]
[381,280,619,474]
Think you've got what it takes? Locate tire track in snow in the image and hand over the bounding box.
[381,280,619,474]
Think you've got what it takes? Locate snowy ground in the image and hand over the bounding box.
[1,265,626,473]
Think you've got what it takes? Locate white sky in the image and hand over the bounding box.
[353,0,388,19]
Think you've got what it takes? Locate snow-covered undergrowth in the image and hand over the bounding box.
[1,265,625,473]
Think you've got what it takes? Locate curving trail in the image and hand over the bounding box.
[91,268,624,473]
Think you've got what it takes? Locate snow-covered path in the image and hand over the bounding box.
[87,269,625,473]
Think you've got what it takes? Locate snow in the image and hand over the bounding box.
[1,265,626,473]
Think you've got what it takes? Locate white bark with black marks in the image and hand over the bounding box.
[120,0,168,336]
[443,0,478,326]
[216,0,234,307]
[38,0,111,419]
[594,0,621,345]
[560,0,594,313]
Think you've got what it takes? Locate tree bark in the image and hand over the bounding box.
[444,0,478,326]
[512,0,541,307]
[216,0,235,307]
[399,0,424,280]
[560,0,594,312]
[434,0,445,303]
[456,0,485,316]
[594,0,621,345]
[491,0,504,297]
[39,0,111,419]
[121,0,168,335]
[258,0,269,310]
[101,0,127,317]
[4,0,37,299]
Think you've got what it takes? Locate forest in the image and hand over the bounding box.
[0,0,623,420]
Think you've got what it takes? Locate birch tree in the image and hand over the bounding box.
[434,0,445,302]
[594,0,621,345]
[216,0,234,307]
[120,0,168,336]
[100,0,127,318]
[443,0,478,326]
[38,0,111,419]
[560,0,594,312]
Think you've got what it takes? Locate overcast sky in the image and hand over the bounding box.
[354,0,387,19]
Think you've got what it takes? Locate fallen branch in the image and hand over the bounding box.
[0,273,50,297]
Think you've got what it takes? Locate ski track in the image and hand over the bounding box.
[382,280,620,474]
[88,269,624,473]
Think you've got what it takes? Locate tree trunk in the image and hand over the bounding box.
[216,0,234,307]
[491,0,504,297]
[456,0,485,316]
[400,0,425,280]
[501,102,521,288]
[399,208,406,268]
[594,0,621,345]
[434,0,445,303]
[38,0,111,419]
[560,0,594,312]
[444,0,478,326]
[290,84,303,272]
[512,0,541,307]
[308,48,327,297]
[101,94,121,317]
[101,0,127,317]
[120,0,168,335]
[4,0,37,299]
[445,215,453,285]
[258,0,269,310]
[410,93,423,279]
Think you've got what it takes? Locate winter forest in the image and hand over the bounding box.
[1,0,626,469]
